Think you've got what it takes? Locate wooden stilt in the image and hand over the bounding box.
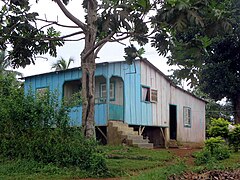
[160,127,167,148]
[96,126,107,141]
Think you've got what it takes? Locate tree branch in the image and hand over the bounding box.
[60,31,85,39]
[53,0,87,31]
[36,18,80,29]
[82,32,115,61]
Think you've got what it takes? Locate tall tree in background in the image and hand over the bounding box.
[51,57,74,71]
[0,50,8,74]
[151,0,240,123]
[199,34,240,123]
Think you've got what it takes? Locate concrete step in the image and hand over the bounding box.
[133,143,154,149]
[126,134,145,140]
[168,140,178,148]
[119,130,138,136]
[108,120,153,149]
[126,138,149,144]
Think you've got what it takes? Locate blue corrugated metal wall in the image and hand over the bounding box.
[24,61,153,126]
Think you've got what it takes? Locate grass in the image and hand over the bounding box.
[0,158,89,180]
[0,146,239,179]
[191,151,240,173]
[102,146,173,176]
[131,161,187,180]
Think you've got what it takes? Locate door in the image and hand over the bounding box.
[169,105,177,140]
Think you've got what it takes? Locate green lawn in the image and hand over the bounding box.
[0,146,239,179]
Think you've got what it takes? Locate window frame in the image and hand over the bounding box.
[36,87,49,98]
[62,80,82,106]
[183,106,191,128]
[100,82,115,101]
[150,89,158,103]
[141,85,151,103]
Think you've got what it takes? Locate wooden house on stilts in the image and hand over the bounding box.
[24,59,206,148]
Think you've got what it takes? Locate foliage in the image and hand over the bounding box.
[199,32,240,123]
[0,74,107,176]
[194,149,213,166]
[151,0,240,123]
[194,137,230,165]
[191,88,233,125]
[51,57,74,71]
[205,137,230,160]
[207,118,230,138]
[228,125,240,152]
[0,2,64,68]
[124,45,145,64]
[0,145,239,179]
[151,0,235,85]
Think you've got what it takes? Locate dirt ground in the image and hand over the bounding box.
[80,148,240,180]
[168,148,240,180]
[167,147,200,166]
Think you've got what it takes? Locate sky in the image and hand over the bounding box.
[15,0,171,77]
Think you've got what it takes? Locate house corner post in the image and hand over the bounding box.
[164,127,170,148]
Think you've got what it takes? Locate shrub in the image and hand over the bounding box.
[194,137,230,165]
[228,125,240,152]
[207,118,230,138]
[0,75,107,176]
[194,149,213,165]
[205,137,225,154]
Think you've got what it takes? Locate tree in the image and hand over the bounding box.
[151,0,240,123]
[1,0,152,138]
[199,34,240,123]
[0,50,22,76]
[0,50,8,73]
[51,57,74,71]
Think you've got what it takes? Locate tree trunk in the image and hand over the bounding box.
[81,0,98,138]
[234,95,240,124]
[81,61,96,138]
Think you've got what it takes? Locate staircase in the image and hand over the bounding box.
[168,139,179,148]
[108,121,153,148]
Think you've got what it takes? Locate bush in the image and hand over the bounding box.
[194,137,230,165]
[228,125,240,152]
[207,118,230,138]
[194,149,213,165]
[0,74,107,176]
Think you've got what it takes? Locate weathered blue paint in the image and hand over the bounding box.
[24,61,153,126]
[109,104,124,120]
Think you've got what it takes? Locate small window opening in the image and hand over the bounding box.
[183,107,191,127]
[142,86,150,102]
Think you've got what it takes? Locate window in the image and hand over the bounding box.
[36,87,48,98]
[183,107,191,127]
[151,89,158,102]
[142,86,150,102]
[63,80,81,103]
[100,83,114,100]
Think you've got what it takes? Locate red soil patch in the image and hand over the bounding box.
[167,147,201,166]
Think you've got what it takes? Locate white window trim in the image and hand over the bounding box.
[100,83,114,100]
[150,89,158,102]
[183,106,191,127]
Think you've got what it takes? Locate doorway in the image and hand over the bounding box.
[169,105,177,140]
